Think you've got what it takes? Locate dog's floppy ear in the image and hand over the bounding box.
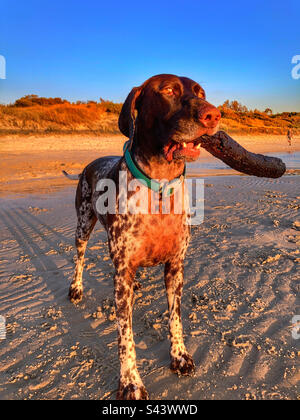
[118,86,143,149]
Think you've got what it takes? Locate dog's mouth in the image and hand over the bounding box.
[163,139,201,162]
[164,121,220,162]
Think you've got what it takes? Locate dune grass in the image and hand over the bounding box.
[0,96,299,136]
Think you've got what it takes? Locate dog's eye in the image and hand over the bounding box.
[163,87,175,96]
[160,83,181,98]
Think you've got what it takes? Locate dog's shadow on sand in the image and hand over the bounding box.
[0,207,123,398]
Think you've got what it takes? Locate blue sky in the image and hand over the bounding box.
[0,0,299,112]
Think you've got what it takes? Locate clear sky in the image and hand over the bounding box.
[0,0,299,112]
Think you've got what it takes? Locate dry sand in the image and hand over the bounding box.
[0,134,299,400]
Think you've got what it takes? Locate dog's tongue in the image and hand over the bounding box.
[164,142,201,161]
[174,143,201,160]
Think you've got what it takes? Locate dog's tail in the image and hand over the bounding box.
[62,170,81,181]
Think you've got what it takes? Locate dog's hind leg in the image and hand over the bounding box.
[69,215,96,303]
[69,175,97,304]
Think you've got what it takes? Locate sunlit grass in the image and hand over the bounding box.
[0,96,299,136]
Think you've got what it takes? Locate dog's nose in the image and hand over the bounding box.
[199,106,221,128]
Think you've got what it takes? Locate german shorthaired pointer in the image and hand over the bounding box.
[67,74,221,400]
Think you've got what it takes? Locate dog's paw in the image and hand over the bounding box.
[68,285,83,304]
[117,383,149,400]
[170,353,195,377]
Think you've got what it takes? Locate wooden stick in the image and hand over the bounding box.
[199,131,286,178]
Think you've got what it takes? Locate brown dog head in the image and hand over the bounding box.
[119,74,221,162]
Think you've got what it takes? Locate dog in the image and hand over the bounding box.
[66,74,221,400]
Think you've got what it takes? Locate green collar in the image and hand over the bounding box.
[123,141,186,196]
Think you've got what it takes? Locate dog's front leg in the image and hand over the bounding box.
[164,260,195,376]
[114,267,149,400]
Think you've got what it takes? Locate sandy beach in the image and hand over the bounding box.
[0,133,299,197]
[0,134,299,400]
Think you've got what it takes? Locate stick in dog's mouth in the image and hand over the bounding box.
[198,131,286,179]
